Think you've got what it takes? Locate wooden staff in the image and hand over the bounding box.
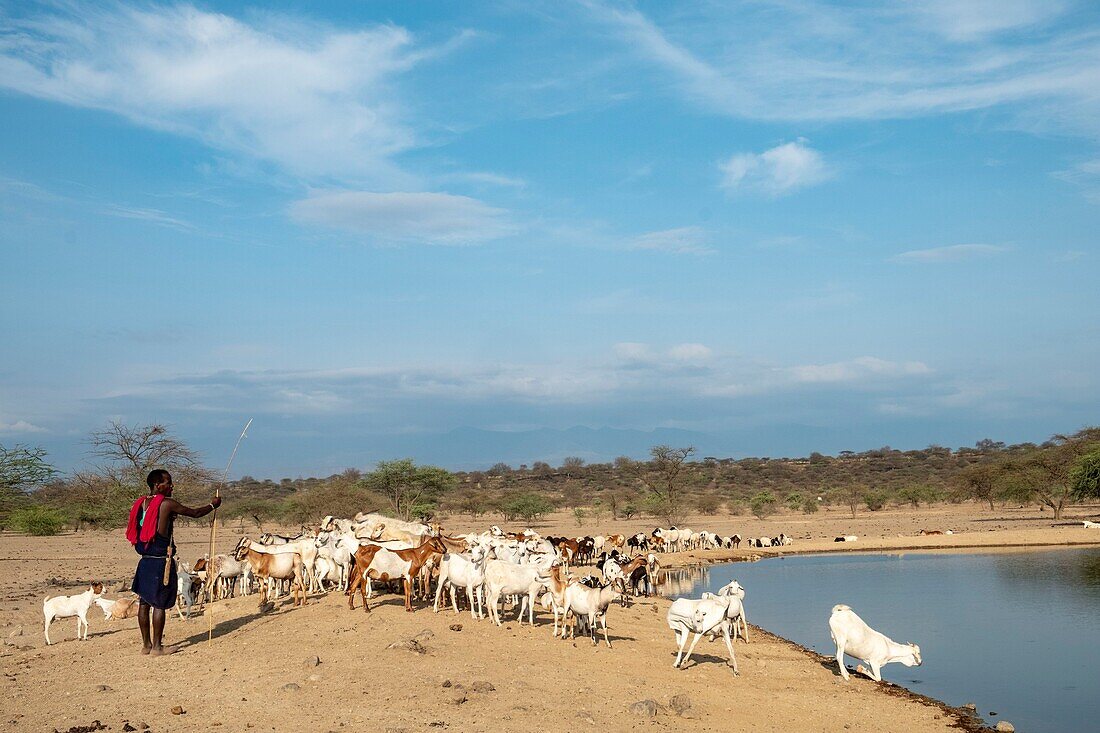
[207,418,253,642]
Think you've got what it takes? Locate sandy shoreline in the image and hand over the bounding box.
[3,504,1099,732]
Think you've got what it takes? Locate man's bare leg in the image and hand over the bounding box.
[149,607,179,656]
[138,601,152,654]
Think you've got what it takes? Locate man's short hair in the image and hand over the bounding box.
[146,469,171,490]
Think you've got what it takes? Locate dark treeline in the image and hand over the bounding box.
[3,424,1100,535]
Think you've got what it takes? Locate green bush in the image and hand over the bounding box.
[9,506,66,535]
[499,493,554,522]
[864,490,889,511]
[750,491,777,519]
[786,493,804,511]
[801,497,819,514]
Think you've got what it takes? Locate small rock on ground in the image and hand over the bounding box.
[449,624,463,631]
[629,700,659,717]
[386,639,427,654]
[282,683,301,692]
[668,694,692,714]
[576,711,595,724]
[470,681,495,693]
[448,690,467,706]
[170,706,185,715]
[995,722,1015,732]
[303,655,321,667]
[94,685,112,693]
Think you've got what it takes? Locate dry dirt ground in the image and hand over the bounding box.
[3,502,1099,733]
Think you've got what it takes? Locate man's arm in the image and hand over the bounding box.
[164,496,222,519]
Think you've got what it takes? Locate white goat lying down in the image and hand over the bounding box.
[1083,520,1100,529]
[666,580,746,673]
[828,604,921,682]
[94,596,139,620]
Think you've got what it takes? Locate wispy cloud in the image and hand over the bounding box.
[0,4,458,184]
[104,205,194,231]
[448,171,527,188]
[720,140,830,196]
[97,345,935,418]
[628,226,714,254]
[582,1,1100,136]
[892,244,1008,263]
[1052,159,1100,203]
[289,190,515,245]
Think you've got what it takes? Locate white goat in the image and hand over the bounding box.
[666,593,739,673]
[483,557,551,626]
[44,583,104,645]
[176,561,200,620]
[1083,520,1100,529]
[560,580,622,647]
[828,604,921,682]
[702,579,749,642]
[433,543,490,619]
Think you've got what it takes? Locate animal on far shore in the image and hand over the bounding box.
[1083,520,1100,529]
[828,604,921,682]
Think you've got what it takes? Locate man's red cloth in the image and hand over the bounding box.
[126,494,165,545]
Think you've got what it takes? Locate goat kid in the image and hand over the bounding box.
[44,583,104,645]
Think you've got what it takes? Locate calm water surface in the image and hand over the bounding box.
[659,548,1100,733]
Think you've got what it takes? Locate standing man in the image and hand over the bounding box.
[126,469,221,656]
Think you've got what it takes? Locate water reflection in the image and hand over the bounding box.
[655,564,711,597]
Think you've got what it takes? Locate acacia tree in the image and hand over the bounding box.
[1071,449,1100,500]
[88,421,213,491]
[73,422,215,527]
[0,444,58,526]
[957,462,1000,511]
[636,445,696,522]
[1007,429,1100,519]
[360,459,454,521]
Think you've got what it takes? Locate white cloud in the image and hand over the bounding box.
[583,2,1100,137]
[0,418,47,434]
[613,342,653,362]
[892,244,1007,263]
[1052,159,1100,203]
[104,205,194,231]
[0,4,449,183]
[719,141,830,195]
[668,343,712,363]
[289,190,515,245]
[450,172,527,188]
[908,0,1066,41]
[788,357,932,384]
[629,226,714,254]
[99,348,935,417]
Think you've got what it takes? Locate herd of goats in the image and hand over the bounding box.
[187,514,793,669]
[45,513,925,680]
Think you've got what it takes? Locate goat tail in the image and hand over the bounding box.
[831,604,850,614]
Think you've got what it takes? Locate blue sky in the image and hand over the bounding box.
[1,0,1098,477]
